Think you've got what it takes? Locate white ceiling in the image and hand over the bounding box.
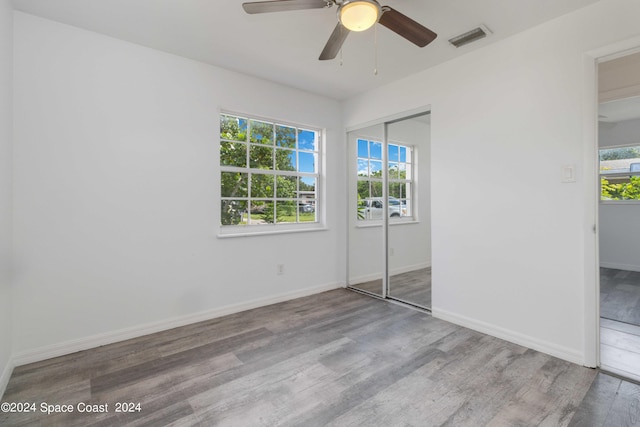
[11,0,601,100]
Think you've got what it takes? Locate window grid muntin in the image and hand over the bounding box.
[220,113,319,226]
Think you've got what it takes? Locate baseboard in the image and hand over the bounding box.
[0,357,14,399]
[432,307,584,365]
[349,263,431,286]
[12,282,344,367]
[600,262,640,273]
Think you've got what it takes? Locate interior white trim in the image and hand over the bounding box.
[11,282,344,367]
[586,33,640,369]
[432,307,584,365]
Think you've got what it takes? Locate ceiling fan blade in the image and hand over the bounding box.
[319,23,350,60]
[378,7,437,47]
[243,0,329,14]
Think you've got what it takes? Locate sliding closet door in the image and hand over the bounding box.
[347,124,385,297]
[386,114,431,308]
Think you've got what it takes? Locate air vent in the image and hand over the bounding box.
[448,25,492,48]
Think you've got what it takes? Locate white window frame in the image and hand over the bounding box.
[218,111,324,237]
[599,143,640,204]
[356,137,415,222]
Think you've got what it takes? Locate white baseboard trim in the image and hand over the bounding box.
[0,358,14,399]
[12,282,344,367]
[600,262,640,273]
[349,263,431,286]
[432,307,584,365]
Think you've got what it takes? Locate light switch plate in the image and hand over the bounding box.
[562,164,576,183]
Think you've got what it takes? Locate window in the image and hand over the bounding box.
[599,144,640,201]
[356,138,414,220]
[220,113,320,227]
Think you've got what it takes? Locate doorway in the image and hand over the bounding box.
[346,111,431,309]
[597,51,640,382]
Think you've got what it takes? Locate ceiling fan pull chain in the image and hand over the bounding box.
[374,23,378,75]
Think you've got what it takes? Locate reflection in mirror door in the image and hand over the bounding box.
[347,124,385,297]
[387,114,431,308]
[346,113,431,308]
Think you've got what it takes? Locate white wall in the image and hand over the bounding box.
[12,12,345,360]
[343,0,640,364]
[599,117,640,271]
[0,0,13,397]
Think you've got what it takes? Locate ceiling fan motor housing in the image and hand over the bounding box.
[338,0,382,32]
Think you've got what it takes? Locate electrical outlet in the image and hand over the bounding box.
[277,264,284,275]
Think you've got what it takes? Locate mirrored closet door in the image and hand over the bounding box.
[347,112,431,309]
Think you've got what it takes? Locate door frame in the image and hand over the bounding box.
[583,36,640,368]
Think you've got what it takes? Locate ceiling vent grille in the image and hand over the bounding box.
[448,25,491,48]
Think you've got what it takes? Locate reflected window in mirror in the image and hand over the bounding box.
[356,138,414,221]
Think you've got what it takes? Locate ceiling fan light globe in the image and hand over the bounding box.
[339,0,380,32]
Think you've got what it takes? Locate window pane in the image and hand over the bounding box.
[601,176,640,200]
[399,163,407,179]
[371,181,383,197]
[389,182,404,199]
[369,141,382,160]
[276,175,297,198]
[399,146,407,162]
[357,180,370,200]
[275,148,296,171]
[221,172,248,197]
[299,200,316,222]
[251,173,274,198]
[276,125,296,148]
[276,201,297,223]
[357,159,368,177]
[249,145,273,169]
[298,152,315,173]
[600,154,640,174]
[298,129,316,151]
[250,120,274,145]
[388,144,399,162]
[370,161,382,178]
[220,115,247,142]
[299,176,316,193]
[388,162,399,179]
[220,141,247,167]
[221,200,247,225]
[250,201,274,224]
[357,139,369,158]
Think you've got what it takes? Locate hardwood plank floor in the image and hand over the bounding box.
[601,267,640,326]
[1,289,599,426]
[349,267,432,308]
[569,372,640,427]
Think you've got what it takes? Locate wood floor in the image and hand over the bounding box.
[601,267,640,326]
[350,267,432,308]
[569,372,640,427]
[1,288,600,426]
[600,267,640,383]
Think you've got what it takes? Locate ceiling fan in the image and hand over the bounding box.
[242,0,437,60]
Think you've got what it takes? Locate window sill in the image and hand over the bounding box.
[217,224,328,238]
